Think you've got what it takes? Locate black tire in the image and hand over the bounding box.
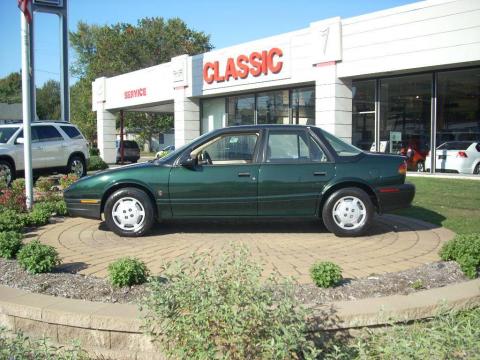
[417,161,425,172]
[474,163,480,175]
[104,187,155,237]
[67,155,87,178]
[0,159,15,186]
[321,187,374,237]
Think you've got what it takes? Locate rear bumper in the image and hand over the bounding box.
[375,183,415,213]
[65,198,101,219]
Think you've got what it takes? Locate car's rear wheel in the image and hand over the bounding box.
[104,187,155,237]
[322,187,373,237]
[474,163,480,175]
[0,160,14,186]
[417,161,425,172]
[68,155,87,178]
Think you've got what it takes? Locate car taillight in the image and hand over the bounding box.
[457,151,468,158]
[398,161,407,175]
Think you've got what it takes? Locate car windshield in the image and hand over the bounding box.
[320,129,362,157]
[0,127,19,143]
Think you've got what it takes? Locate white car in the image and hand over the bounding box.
[0,121,90,185]
[425,141,480,175]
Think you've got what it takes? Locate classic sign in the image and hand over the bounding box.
[203,48,283,84]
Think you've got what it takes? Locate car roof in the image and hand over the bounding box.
[214,124,315,133]
[0,121,78,127]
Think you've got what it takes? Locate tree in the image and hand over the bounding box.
[0,72,22,104]
[36,80,61,120]
[69,17,213,145]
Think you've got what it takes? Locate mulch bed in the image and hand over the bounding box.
[0,258,468,306]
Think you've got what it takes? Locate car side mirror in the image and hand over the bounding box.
[180,154,196,168]
[16,137,24,144]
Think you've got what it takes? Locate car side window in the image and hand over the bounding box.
[266,132,310,162]
[35,126,63,142]
[193,133,259,165]
[16,129,40,143]
[309,136,329,162]
[60,126,82,139]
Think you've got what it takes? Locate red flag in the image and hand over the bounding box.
[18,0,32,23]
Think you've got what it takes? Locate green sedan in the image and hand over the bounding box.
[64,125,415,237]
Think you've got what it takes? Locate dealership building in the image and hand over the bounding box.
[92,0,480,172]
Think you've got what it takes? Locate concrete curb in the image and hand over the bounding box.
[0,279,479,358]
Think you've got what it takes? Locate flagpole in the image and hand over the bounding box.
[20,11,34,210]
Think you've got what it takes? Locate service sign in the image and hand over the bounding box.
[201,42,291,90]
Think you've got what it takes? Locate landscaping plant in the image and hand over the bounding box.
[17,240,61,274]
[0,231,23,259]
[35,177,55,193]
[0,209,28,232]
[25,207,52,227]
[59,174,78,189]
[141,245,319,360]
[0,179,27,213]
[108,257,149,287]
[310,261,343,288]
[439,233,480,279]
[87,155,108,171]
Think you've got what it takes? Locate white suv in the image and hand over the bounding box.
[0,121,89,184]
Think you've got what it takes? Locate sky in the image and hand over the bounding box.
[0,0,419,86]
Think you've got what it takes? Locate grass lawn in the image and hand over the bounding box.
[394,177,480,234]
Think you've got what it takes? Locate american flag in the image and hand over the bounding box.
[18,0,32,23]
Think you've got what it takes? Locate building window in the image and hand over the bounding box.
[379,74,431,170]
[291,87,315,125]
[201,97,226,134]
[352,80,375,151]
[227,94,255,126]
[257,90,289,124]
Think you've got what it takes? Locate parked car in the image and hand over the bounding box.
[116,140,140,163]
[425,141,480,174]
[64,125,415,237]
[399,141,429,172]
[0,121,89,185]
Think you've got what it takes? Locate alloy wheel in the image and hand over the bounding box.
[111,197,146,231]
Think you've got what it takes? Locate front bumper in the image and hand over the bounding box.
[375,183,415,213]
[65,198,101,219]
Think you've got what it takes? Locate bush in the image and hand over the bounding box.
[35,177,55,193]
[88,155,108,171]
[439,233,480,279]
[26,207,52,227]
[108,257,149,287]
[17,240,61,274]
[33,200,67,217]
[0,327,88,360]
[0,231,23,259]
[89,147,100,156]
[59,174,78,189]
[0,209,27,232]
[310,261,343,288]
[141,245,319,360]
[0,179,27,213]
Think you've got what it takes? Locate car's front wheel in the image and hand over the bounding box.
[104,187,155,237]
[0,160,14,186]
[322,187,374,237]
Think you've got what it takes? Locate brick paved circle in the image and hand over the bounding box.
[31,215,454,284]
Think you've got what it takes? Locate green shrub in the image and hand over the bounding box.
[0,327,88,360]
[33,200,67,217]
[25,207,52,227]
[35,177,55,193]
[0,179,27,213]
[411,279,424,290]
[59,174,78,189]
[89,147,100,156]
[310,261,343,288]
[0,209,27,232]
[17,240,61,274]
[88,155,108,171]
[0,232,23,259]
[439,233,480,279]
[141,245,319,360]
[108,257,149,287]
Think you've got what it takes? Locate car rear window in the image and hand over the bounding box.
[60,126,83,139]
[437,141,471,150]
[320,129,362,157]
[123,141,139,149]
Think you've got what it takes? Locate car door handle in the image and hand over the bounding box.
[238,172,251,177]
[313,171,327,176]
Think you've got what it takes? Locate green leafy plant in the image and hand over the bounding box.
[439,233,480,279]
[0,209,27,232]
[17,240,61,274]
[0,327,88,360]
[141,245,319,360]
[0,231,23,259]
[310,261,343,288]
[411,279,424,290]
[25,207,52,227]
[108,257,149,287]
[59,174,78,189]
[89,147,100,156]
[35,177,55,193]
[87,155,109,171]
[0,179,27,213]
